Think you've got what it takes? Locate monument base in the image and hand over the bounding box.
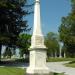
[26,48,50,75]
[26,67,50,75]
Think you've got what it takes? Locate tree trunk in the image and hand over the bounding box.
[55,51,57,58]
[64,52,66,58]
[0,44,2,62]
[51,52,54,58]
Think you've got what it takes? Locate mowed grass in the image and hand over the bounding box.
[66,63,75,68]
[47,58,75,62]
[0,67,25,75]
[65,61,75,68]
[0,67,64,75]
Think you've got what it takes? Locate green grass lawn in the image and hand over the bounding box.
[47,57,75,62]
[0,67,64,75]
[0,67,25,75]
[65,61,75,68]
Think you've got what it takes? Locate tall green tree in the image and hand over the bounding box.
[45,32,59,57]
[59,0,75,57]
[0,0,31,60]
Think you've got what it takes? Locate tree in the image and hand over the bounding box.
[0,0,31,60]
[45,32,59,58]
[17,33,31,57]
[59,0,75,57]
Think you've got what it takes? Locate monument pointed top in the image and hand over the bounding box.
[36,0,40,2]
[36,0,40,1]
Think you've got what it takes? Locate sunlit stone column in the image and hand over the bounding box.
[26,0,50,74]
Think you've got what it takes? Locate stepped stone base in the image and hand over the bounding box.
[26,48,50,75]
[26,67,50,74]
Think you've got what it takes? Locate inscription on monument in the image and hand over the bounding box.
[35,36,43,45]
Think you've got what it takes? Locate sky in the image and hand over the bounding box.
[25,0,71,35]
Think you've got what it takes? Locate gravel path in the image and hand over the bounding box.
[47,61,75,75]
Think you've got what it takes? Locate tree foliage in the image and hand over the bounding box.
[45,32,59,57]
[59,0,75,57]
[17,33,31,57]
[0,0,31,60]
[0,0,30,45]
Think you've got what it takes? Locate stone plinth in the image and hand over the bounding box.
[26,48,50,74]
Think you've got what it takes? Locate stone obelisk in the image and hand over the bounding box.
[26,0,50,74]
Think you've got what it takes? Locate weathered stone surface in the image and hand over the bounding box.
[26,0,50,74]
[26,49,49,74]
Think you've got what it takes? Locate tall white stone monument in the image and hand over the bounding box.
[26,0,50,74]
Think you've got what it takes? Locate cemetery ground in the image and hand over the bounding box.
[65,61,75,68]
[0,67,25,75]
[0,58,75,75]
[0,67,64,75]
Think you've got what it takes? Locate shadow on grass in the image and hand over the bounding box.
[0,58,29,67]
[68,61,75,64]
[26,72,64,75]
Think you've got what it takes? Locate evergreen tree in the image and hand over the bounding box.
[0,0,31,60]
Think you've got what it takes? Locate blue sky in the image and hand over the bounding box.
[26,0,71,35]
